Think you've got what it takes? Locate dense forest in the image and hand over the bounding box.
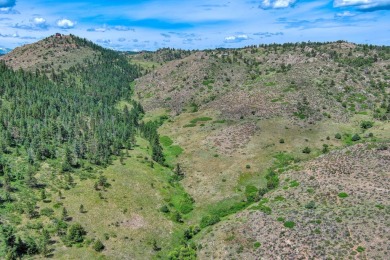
[0,37,166,259]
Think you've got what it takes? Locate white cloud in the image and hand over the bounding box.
[32,17,49,29]
[0,6,19,14]
[0,0,15,8]
[334,0,390,10]
[56,19,76,29]
[224,34,249,43]
[33,17,46,25]
[87,25,134,32]
[260,0,297,9]
[335,11,356,17]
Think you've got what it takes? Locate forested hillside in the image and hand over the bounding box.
[0,36,170,259]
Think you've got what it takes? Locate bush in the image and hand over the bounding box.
[360,121,374,129]
[302,147,311,154]
[40,207,54,217]
[335,133,342,139]
[93,239,105,252]
[258,188,268,198]
[322,144,329,153]
[160,205,170,213]
[356,246,365,253]
[279,138,285,144]
[266,170,279,190]
[284,221,295,228]
[256,204,272,215]
[200,215,220,228]
[338,192,349,198]
[168,243,197,260]
[66,223,86,244]
[245,185,258,202]
[351,134,361,141]
[305,201,316,209]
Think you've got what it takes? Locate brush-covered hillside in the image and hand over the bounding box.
[1,34,104,73]
[133,41,390,259]
[0,36,389,260]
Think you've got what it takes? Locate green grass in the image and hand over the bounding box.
[202,79,215,86]
[160,136,174,146]
[289,180,300,187]
[190,117,213,124]
[265,81,276,87]
[159,135,184,167]
[42,138,189,259]
[284,221,295,229]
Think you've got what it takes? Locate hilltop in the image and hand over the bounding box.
[0,34,106,73]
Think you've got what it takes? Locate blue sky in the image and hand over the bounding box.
[0,0,389,51]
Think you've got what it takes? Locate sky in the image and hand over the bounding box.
[0,0,390,51]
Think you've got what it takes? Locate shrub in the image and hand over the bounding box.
[305,201,316,209]
[289,180,299,187]
[200,215,220,228]
[245,185,258,202]
[40,207,54,217]
[284,221,295,228]
[279,138,285,144]
[351,134,361,141]
[360,121,374,129]
[322,144,329,153]
[254,242,261,248]
[338,192,348,198]
[160,205,170,213]
[335,133,342,139]
[266,170,279,190]
[257,204,272,215]
[302,147,311,154]
[168,243,197,259]
[66,223,86,244]
[93,239,105,252]
[356,246,365,253]
[258,188,268,198]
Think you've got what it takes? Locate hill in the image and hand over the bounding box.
[133,41,390,258]
[0,37,389,259]
[0,34,104,74]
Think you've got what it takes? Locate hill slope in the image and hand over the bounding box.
[198,142,390,259]
[134,42,390,259]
